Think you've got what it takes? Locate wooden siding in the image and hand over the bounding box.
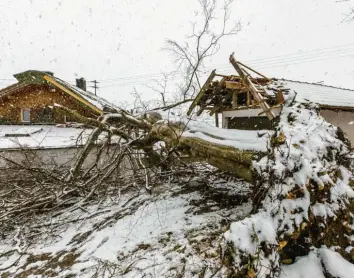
[0,84,99,124]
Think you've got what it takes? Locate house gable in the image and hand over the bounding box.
[0,69,123,124]
[0,83,100,124]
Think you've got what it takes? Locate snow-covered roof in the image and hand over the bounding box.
[274,79,354,109]
[0,125,95,150]
[54,78,121,112]
[189,66,354,118]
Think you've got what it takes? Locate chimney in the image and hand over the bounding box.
[76,77,86,91]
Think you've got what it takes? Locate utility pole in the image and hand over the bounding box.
[89,80,99,95]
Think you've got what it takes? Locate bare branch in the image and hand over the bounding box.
[164,0,241,101]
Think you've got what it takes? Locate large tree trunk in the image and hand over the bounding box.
[52,97,354,277]
[53,105,263,182]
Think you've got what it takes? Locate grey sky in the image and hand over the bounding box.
[0,0,353,106]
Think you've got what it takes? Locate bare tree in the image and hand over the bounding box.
[148,0,240,108]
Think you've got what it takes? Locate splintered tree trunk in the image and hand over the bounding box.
[223,98,354,277]
[52,105,261,182]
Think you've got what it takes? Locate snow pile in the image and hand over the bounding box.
[155,102,272,152]
[183,120,272,152]
[224,93,354,277]
[281,247,354,278]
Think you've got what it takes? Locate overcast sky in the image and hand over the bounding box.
[0,0,353,106]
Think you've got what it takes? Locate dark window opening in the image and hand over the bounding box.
[237,93,247,106]
[227,116,278,130]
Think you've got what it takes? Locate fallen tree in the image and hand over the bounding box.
[1,92,354,277]
[52,104,264,183]
[53,92,354,277]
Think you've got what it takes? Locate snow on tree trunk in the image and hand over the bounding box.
[223,93,354,277]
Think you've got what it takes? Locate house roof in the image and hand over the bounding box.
[271,79,354,110]
[189,68,354,117]
[0,70,121,115]
[53,77,120,113]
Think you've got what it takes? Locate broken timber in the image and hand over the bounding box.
[229,54,276,120]
[187,69,216,116]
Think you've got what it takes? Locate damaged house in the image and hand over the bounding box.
[188,54,354,145]
[0,70,119,124]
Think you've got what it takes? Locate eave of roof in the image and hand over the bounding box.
[277,78,354,93]
[0,82,30,98]
[272,79,354,110]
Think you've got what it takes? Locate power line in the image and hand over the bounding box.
[1,43,353,89]
[95,43,354,84]
[89,80,99,95]
[97,49,354,87]
[98,52,354,88]
[98,52,354,89]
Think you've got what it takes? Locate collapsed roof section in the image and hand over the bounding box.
[188,54,354,120]
[187,54,283,120]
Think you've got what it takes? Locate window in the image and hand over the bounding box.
[21,108,31,123]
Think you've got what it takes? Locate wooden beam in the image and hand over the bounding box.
[215,113,219,127]
[229,54,275,120]
[257,104,282,116]
[204,106,216,111]
[232,92,238,109]
[187,69,216,116]
[276,91,285,104]
[237,61,270,80]
[225,81,243,90]
[215,74,231,78]
[196,76,225,116]
[209,106,221,116]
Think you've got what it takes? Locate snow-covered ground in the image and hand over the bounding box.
[0,176,252,278]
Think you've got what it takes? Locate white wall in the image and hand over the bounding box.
[320,109,354,147]
[221,108,354,147]
[0,145,132,173]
